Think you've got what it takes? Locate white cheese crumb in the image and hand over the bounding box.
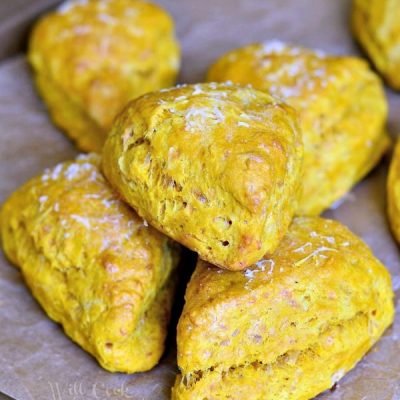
[293,242,312,253]
[325,236,335,244]
[58,0,88,14]
[51,164,63,180]
[213,107,225,122]
[260,40,287,54]
[295,246,338,266]
[244,269,255,279]
[64,164,80,180]
[192,85,204,95]
[97,13,117,24]
[70,215,91,228]
[102,199,115,208]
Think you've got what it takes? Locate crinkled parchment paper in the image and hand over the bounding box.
[1,0,400,399]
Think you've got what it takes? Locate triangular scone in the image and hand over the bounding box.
[0,154,179,373]
[102,83,303,271]
[208,42,389,216]
[28,0,180,152]
[173,217,394,399]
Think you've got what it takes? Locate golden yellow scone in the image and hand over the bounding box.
[102,83,303,271]
[207,42,389,216]
[172,217,394,400]
[0,154,179,373]
[28,0,180,152]
[387,140,400,241]
[352,0,400,90]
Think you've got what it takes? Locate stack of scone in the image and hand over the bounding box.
[1,0,398,399]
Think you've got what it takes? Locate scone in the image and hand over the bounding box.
[0,154,179,373]
[102,83,303,271]
[28,0,180,152]
[352,0,400,90]
[173,217,394,400]
[207,42,389,216]
[387,140,400,242]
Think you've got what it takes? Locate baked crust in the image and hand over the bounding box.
[102,83,303,271]
[173,217,394,399]
[207,42,389,215]
[28,0,180,152]
[352,0,400,90]
[387,140,400,242]
[0,154,179,373]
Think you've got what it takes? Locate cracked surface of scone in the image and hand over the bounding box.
[102,83,303,271]
[28,0,180,152]
[387,140,400,242]
[172,217,394,400]
[352,0,400,90]
[207,42,389,216]
[0,154,179,373]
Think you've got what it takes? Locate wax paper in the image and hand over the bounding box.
[0,0,400,398]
